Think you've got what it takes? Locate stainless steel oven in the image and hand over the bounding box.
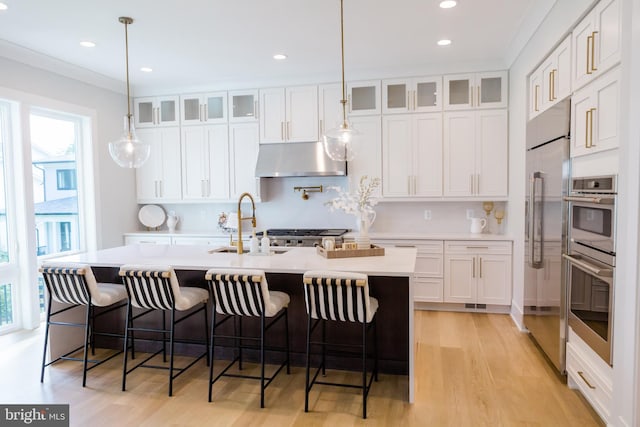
[563,175,616,366]
[565,175,616,266]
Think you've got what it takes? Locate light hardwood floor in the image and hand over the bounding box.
[0,311,603,426]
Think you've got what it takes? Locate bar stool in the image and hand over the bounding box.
[302,270,379,419]
[40,262,128,387]
[205,268,290,408]
[119,265,209,396]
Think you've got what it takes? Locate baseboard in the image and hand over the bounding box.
[509,301,527,332]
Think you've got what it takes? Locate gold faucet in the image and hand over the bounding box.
[235,192,257,254]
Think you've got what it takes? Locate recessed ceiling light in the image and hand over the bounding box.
[437,39,452,46]
[439,0,457,8]
[0,3,8,11]
[273,54,288,60]
[79,41,96,48]
[140,67,153,73]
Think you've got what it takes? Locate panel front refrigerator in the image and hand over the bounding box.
[523,99,570,374]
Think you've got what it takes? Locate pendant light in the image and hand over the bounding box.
[323,0,361,162]
[108,17,150,168]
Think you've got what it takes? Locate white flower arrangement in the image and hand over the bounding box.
[325,175,381,217]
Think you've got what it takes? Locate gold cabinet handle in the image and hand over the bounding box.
[578,371,596,389]
[479,257,483,278]
[414,90,418,110]
[588,107,596,148]
[552,69,557,100]
[585,109,591,148]
[591,31,599,72]
[287,121,291,140]
[586,35,593,75]
[281,121,284,140]
[472,257,476,278]
[470,175,474,194]
[319,119,323,134]
[534,85,539,111]
[477,86,480,107]
[469,86,473,107]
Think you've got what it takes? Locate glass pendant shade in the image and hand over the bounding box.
[108,115,150,168]
[323,120,361,161]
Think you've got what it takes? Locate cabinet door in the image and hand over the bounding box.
[414,76,442,112]
[593,0,621,80]
[540,57,557,112]
[229,123,259,198]
[444,254,476,303]
[570,84,592,157]
[319,83,343,137]
[135,128,161,201]
[414,113,442,196]
[348,116,382,197]
[135,97,156,128]
[476,109,508,197]
[529,69,542,120]
[443,111,475,196]
[572,10,597,91]
[382,115,412,196]
[156,127,182,201]
[382,78,410,114]
[181,126,209,199]
[203,92,227,124]
[135,96,179,128]
[259,88,286,143]
[477,254,512,305]
[554,36,572,102]
[181,94,203,125]
[207,125,230,200]
[591,67,620,154]
[286,85,318,142]
[347,80,380,115]
[229,90,258,122]
[477,71,508,109]
[443,74,473,110]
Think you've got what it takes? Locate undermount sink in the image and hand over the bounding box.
[208,247,290,255]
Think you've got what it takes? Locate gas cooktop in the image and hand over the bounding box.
[258,229,349,237]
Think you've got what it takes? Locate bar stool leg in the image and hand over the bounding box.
[238,316,243,371]
[304,314,312,413]
[321,320,326,376]
[82,303,91,387]
[208,308,217,402]
[284,309,290,374]
[162,311,167,363]
[203,302,210,367]
[260,313,266,408]
[122,301,131,392]
[362,319,368,419]
[89,305,96,356]
[40,298,53,383]
[374,318,379,381]
[168,308,176,397]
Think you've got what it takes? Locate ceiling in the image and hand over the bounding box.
[0,0,553,96]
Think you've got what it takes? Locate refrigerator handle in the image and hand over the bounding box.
[529,171,544,268]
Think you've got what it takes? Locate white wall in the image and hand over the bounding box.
[152,176,506,236]
[0,56,137,249]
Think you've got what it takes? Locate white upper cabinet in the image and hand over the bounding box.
[259,85,318,143]
[530,35,572,120]
[180,92,227,126]
[318,83,343,137]
[229,89,259,122]
[346,80,381,116]
[382,76,442,114]
[181,124,230,200]
[382,113,442,198]
[571,66,620,158]
[443,109,508,198]
[572,0,621,91]
[135,127,182,203]
[347,115,382,198]
[229,122,260,199]
[134,96,180,128]
[443,71,508,110]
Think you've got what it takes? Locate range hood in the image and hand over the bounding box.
[255,142,347,177]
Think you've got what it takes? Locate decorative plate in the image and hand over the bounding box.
[138,204,166,228]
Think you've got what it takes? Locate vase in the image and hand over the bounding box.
[166,211,179,233]
[355,210,376,249]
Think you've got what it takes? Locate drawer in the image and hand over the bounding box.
[415,253,443,276]
[172,237,228,246]
[413,277,443,302]
[374,239,443,254]
[566,341,611,423]
[124,235,172,245]
[444,240,512,255]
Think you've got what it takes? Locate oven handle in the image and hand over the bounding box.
[563,195,616,205]
[562,253,613,277]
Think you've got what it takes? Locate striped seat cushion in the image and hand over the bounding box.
[39,262,127,307]
[119,265,208,311]
[205,268,289,317]
[303,270,377,323]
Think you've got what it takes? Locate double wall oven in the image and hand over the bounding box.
[563,175,616,365]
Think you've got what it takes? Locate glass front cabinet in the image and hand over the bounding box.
[382,76,442,114]
[443,71,508,110]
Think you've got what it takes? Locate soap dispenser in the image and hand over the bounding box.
[250,228,260,254]
[260,230,271,254]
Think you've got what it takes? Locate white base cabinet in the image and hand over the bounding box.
[444,241,512,305]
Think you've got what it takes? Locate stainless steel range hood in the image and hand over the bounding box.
[255,142,347,177]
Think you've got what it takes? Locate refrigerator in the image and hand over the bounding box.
[524,98,570,374]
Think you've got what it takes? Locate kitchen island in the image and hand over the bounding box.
[52,244,418,401]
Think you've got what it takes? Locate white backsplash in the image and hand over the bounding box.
[149,176,508,235]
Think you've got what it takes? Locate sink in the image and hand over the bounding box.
[208,247,290,255]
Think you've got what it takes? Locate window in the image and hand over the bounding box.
[56,169,77,190]
[59,222,71,252]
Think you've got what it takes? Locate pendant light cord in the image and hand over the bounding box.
[339,0,347,125]
[124,20,131,119]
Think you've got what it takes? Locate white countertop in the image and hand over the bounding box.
[53,245,417,277]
